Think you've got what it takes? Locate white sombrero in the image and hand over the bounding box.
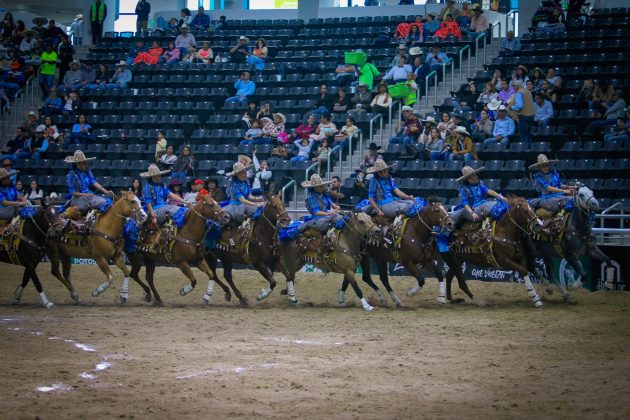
[528,154,559,171]
[487,99,502,111]
[453,126,470,136]
[301,174,332,188]
[366,159,397,174]
[64,150,96,164]
[227,162,252,177]
[237,154,252,166]
[422,115,437,125]
[457,165,485,182]
[140,163,171,178]
[273,113,286,124]
[409,47,424,56]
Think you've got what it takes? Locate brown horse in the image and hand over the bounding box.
[279,212,382,311]
[127,194,231,305]
[337,198,478,307]
[443,196,545,307]
[47,191,147,303]
[205,195,291,306]
[1,202,59,307]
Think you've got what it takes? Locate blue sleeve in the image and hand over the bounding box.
[480,183,489,196]
[308,195,321,214]
[368,177,377,199]
[143,184,153,205]
[87,170,97,186]
[507,118,515,135]
[544,102,554,120]
[160,185,170,201]
[391,178,399,191]
[512,92,523,111]
[72,124,81,134]
[535,174,550,190]
[458,185,470,206]
[245,81,255,96]
[234,80,241,89]
[67,172,77,194]
[492,121,500,137]
[39,139,49,152]
[230,181,244,199]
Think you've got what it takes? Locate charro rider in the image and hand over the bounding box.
[64,150,113,216]
[298,174,343,233]
[0,167,27,226]
[528,153,574,213]
[223,161,264,225]
[451,166,507,229]
[362,159,414,219]
[140,163,187,226]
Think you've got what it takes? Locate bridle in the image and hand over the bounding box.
[507,200,539,235]
[188,196,226,224]
[109,192,143,220]
[416,201,451,233]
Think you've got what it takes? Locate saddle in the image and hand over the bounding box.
[450,218,499,267]
[296,228,338,264]
[369,214,406,250]
[52,210,98,247]
[137,220,178,260]
[216,218,256,263]
[0,218,25,264]
[533,209,570,256]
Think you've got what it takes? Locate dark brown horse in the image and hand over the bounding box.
[205,195,291,306]
[337,198,478,307]
[1,202,58,307]
[443,196,546,307]
[128,194,231,305]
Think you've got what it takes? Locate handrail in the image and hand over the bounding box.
[347,129,361,175]
[305,161,318,181]
[327,144,342,179]
[369,112,382,147]
[601,202,622,215]
[489,21,502,57]
[281,179,297,210]
[476,32,487,70]
[506,9,518,35]
[441,61,447,96]
[424,70,437,109]
[450,59,455,93]
[458,45,470,86]
[388,100,401,141]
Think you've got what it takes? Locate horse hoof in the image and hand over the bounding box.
[437,298,446,305]
[362,304,375,312]
[257,287,272,301]
[73,297,86,306]
[534,300,544,308]
[289,298,298,305]
[152,300,164,307]
[224,292,232,302]
[239,298,249,307]
[118,296,127,305]
[44,301,54,309]
[280,288,288,295]
[395,301,405,308]
[12,299,20,306]
[450,298,465,304]
[144,293,152,303]
[407,287,421,297]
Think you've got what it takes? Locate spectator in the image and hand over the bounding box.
[175,24,196,55]
[135,0,151,33]
[246,38,267,71]
[312,84,334,116]
[178,8,193,28]
[134,41,163,65]
[130,178,143,200]
[104,60,132,90]
[424,127,444,160]
[394,15,423,40]
[312,138,330,169]
[370,83,392,116]
[472,110,494,142]
[350,82,372,112]
[42,89,62,117]
[17,125,48,160]
[44,20,66,48]
[62,91,81,117]
[357,58,380,91]
[26,180,44,205]
[65,114,94,148]
[191,6,211,32]
[470,6,488,33]
[160,41,180,64]
[419,116,437,143]
[158,145,177,170]
[1,13,15,42]
[225,71,255,105]
[57,35,75,87]
[533,92,554,126]
[79,62,96,89]
[310,113,336,142]
[38,43,57,99]
[61,60,82,91]
[383,56,412,84]
[0,59,28,100]
[539,80,558,103]
[360,142,383,172]
[500,30,520,56]
[457,3,474,27]
[69,14,83,46]
[183,179,204,202]
[423,13,440,36]
[477,81,499,106]
[390,106,421,145]
[19,31,37,53]
[261,113,285,142]
[577,78,595,108]
[0,127,28,162]
[335,62,356,88]
[405,24,423,46]
[229,35,250,63]
[332,88,350,113]
[155,130,167,160]
[438,0,459,20]
[168,178,183,201]
[448,126,477,162]
[295,114,318,141]
[126,40,146,65]
[43,116,63,145]
[509,80,535,143]
[391,44,410,67]
[257,102,273,120]
[23,111,39,136]
[196,41,213,64]
[272,140,289,159]
[592,79,614,116]
[425,45,449,73]
[588,90,626,135]
[215,15,228,31]
[240,100,259,129]
[603,117,630,143]
[87,63,110,89]
[455,81,479,111]
[484,105,515,145]
[240,120,265,146]
[291,138,315,162]
[334,117,359,149]
[497,78,515,103]
[545,68,562,89]
[171,145,196,181]
[251,150,272,195]
[437,112,456,139]
[451,113,471,134]
[434,14,462,41]
[410,51,425,80]
[90,0,107,44]
[532,67,545,91]
[513,65,530,85]
[206,178,225,202]
[329,176,345,202]
[526,79,535,94]
[15,179,25,198]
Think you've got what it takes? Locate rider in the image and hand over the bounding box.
[64,150,113,215]
[223,162,265,225]
[451,166,508,228]
[0,168,27,225]
[528,154,574,213]
[299,174,343,233]
[140,164,187,226]
[362,159,414,219]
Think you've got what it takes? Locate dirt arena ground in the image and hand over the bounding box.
[0,263,629,419]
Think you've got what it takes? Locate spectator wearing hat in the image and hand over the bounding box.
[350,82,372,112]
[246,38,268,70]
[419,116,437,143]
[390,106,421,146]
[206,178,225,202]
[90,0,107,44]
[391,44,410,67]
[61,61,82,92]
[69,14,83,46]
[175,24,197,55]
[533,92,554,126]
[262,113,286,142]
[183,178,204,202]
[225,71,256,105]
[38,43,57,98]
[191,6,211,32]
[103,60,132,90]
[425,45,450,73]
[472,110,494,142]
[499,30,520,56]
[470,5,488,32]
[509,79,535,143]
[483,105,514,145]
[135,0,151,33]
[230,36,250,63]
[446,126,477,162]
[383,56,412,84]
[513,64,530,85]
[360,142,384,172]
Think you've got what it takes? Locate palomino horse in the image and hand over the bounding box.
[0,202,59,307]
[526,184,610,301]
[444,196,546,307]
[279,211,382,311]
[128,194,231,305]
[337,198,477,307]
[47,191,147,303]
[205,195,291,306]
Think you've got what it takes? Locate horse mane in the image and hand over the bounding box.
[425,195,442,205]
[505,194,524,207]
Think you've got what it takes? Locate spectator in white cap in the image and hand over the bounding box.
[483,105,514,145]
[391,44,410,67]
[230,35,250,63]
[104,60,132,90]
[389,106,421,145]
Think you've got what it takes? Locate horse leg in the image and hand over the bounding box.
[222,262,248,307]
[128,253,152,303]
[565,254,587,290]
[339,257,370,307]
[344,269,374,312]
[284,270,298,305]
[255,262,277,301]
[503,256,544,308]
[113,252,135,305]
[178,261,198,296]
[542,255,556,295]
[439,253,478,305]
[195,258,232,304]
[92,256,115,297]
[144,258,162,305]
[30,267,54,308]
[376,258,403,308]
[13,269,29,305]
[48,246,82,304]
[588,242,611,264]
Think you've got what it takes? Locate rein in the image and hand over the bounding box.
[506,203,538,236]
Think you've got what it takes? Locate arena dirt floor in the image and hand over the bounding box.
[0,263,629,419]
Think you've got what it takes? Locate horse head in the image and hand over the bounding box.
[422,196,454,232]
[575,184,599,212]
[115,191,147,224]
[264,194,291,228]
[507,195,542,234]
[196,194,229,225]
[351,211,382,238]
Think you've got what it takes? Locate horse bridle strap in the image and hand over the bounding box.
[19,234,43,252]
[174,235,202,248]
[92,230,123,246]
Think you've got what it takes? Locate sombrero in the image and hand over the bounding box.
[487,99,502,111]
[227,162,252,177]
[64,150,96,164]
[366,159,397,174]
[301,174,332,188]
[237,154,252,166]
[32,16,48,26]
[140,164,171,178]
[239,35,250,43]
[528,154,559,171]
[422,116,437,125]
[517,64,528,73]
[409,47,424,56]
[453,126,470,136]
[75,14,83,20]
[0,168,13,180]
[457,166,485,182]
[273,113,286,124]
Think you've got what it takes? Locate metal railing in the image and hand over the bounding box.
[369,112,383,146]
[305,161,318,181]
[475,32,487,70]
[489,21,502,57]
[326,144,342,179]
[281,179,297,210]
[506,10,518,35]
[424,70,437,109]
[458,45,471,86]
[593,207,630,246]
[388,100,401,141]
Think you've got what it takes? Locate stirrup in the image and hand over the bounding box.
[9,216,20,227]
[85,209,97,223]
